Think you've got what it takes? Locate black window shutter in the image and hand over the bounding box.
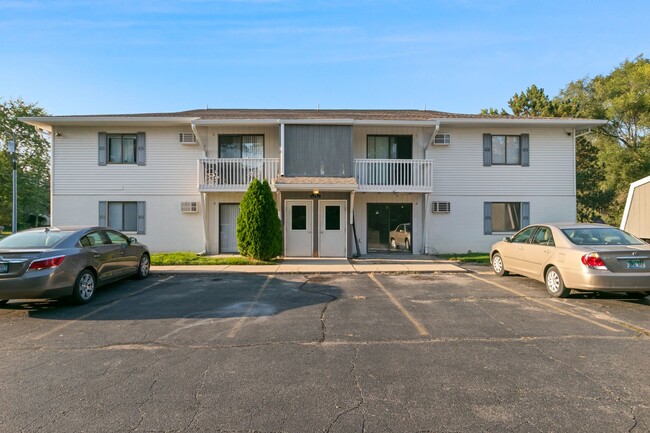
[98,132,107,166]
[521,134,529,167]
[522,202,530,227]
[137,132,146,166]
[484,202,492,235]
[483,134,492,166]
[137,201,146,234]
[98,201,107,226]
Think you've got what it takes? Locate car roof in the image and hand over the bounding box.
[16,226,109,234]
[537,223,613,229]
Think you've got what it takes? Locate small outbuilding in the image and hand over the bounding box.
[621,175,650,241]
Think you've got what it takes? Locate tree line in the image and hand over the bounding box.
[483,55,650,225]
[0,98,50,232]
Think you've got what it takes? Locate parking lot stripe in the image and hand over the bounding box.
[227,275,273,338]
[368,274,429,337]
[466,274,622,333]
[31,276,176,341]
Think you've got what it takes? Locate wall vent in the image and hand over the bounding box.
[433,133,451,145]
[181,202,199,213]
[432,201,451,213]
[179,133,197,144]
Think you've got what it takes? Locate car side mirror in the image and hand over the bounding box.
[503,237,512,243]
[128,237,138,244]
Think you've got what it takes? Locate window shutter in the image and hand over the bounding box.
[98,201,107,226]
[484,202,492,235]
[522,202,530,227]
[98,132,107,166]
[137,132,146,166]
[137,201,146,234]
[521,134,529,167]
[483,134,492,166]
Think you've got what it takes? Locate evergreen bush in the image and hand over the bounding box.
[236,178,282,260]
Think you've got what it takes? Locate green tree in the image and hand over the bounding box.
[236,178,282,260]
[555,56,650,223]
[508,84,557,117]
[0,98,50,231]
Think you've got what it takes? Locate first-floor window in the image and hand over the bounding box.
[484,202,530,234]
[99,201,146,234]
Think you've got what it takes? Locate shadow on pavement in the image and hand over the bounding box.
[2,274,343,321]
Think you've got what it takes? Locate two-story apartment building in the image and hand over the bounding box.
[21,109,606,257]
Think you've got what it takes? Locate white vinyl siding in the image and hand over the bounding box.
[428,128,574,196]
[53,127,204,195]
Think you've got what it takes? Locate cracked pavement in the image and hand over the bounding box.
[0,271,648,432]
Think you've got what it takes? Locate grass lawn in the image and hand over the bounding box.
[440,252,490,265]
[151,252,276,266]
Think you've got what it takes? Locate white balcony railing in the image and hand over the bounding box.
[198,158,280,191]
[354,159,434,192]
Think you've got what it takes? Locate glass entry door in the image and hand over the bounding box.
[367,203,412,253]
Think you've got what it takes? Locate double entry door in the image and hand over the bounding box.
[284,200,347,257]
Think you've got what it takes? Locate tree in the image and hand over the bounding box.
[236,178,282,261]
[508,85,557,117]
[0,98,50,231]
[555,56,650,223]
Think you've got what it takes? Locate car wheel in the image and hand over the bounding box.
[545,266,570,298]
[390,238,398,249]
[492,253,509,276]
[71,269,96,304]
[405,238,410,251]
[135,253,150,280]
[0,300,8,306]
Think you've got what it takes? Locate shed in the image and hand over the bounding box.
[620,175,650,241]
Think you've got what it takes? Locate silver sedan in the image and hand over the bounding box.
[0,226,150,305]
[490,223,650,298]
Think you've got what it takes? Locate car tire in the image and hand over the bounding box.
[390,238,398,249]
[405,238,410,251]
[135,253,150,280]
[0,300,8,306]
[545,266,570,298]
[492,253,509,277]
[626,291,649,299]
[70,269,96,304]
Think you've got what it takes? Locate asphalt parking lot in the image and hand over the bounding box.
[0,269,648,433]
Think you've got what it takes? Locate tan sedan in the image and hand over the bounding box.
[490,223,650,298]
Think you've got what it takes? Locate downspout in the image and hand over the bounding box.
[423,123,440,254]
[192,121,210,254]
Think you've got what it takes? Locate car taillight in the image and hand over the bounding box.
[581,253,606,270]
[29,256,65,270]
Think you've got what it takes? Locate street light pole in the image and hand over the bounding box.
[9,134,17,233]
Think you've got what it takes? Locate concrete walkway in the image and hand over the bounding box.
[151,256,466,274]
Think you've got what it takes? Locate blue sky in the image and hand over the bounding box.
[1,0,648,115]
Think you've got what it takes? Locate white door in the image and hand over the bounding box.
[220,204,240,253]
[319,200,347,257]
[285,200,313,257]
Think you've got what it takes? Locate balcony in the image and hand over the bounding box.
[354,159,434,192]
[198,158,280,191]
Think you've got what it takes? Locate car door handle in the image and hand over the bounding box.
[118,251,124,256]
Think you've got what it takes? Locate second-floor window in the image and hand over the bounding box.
[98,132,145,166]
[483,133,529,167]
[367,135,412,159]
[108,134,137,164]
[219,135,264,158]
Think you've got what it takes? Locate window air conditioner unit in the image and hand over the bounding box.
[433,133,451,145]
[432,202,451,213]
[179,133,197,144]
[181,202,199,213]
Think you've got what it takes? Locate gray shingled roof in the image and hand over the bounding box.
[47,108,512,121]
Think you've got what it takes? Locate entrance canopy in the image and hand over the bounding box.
[273,176,358,192]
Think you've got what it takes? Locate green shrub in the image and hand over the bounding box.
[236,179,282,261]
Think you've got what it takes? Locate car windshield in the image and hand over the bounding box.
[561,227,644,246]
[0,230,72,249]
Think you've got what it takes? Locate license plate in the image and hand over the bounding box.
[0,263,7,273]
[626,260,646,269]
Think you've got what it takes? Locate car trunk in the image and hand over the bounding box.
[595,246,650,273]
[0,250,46,277]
